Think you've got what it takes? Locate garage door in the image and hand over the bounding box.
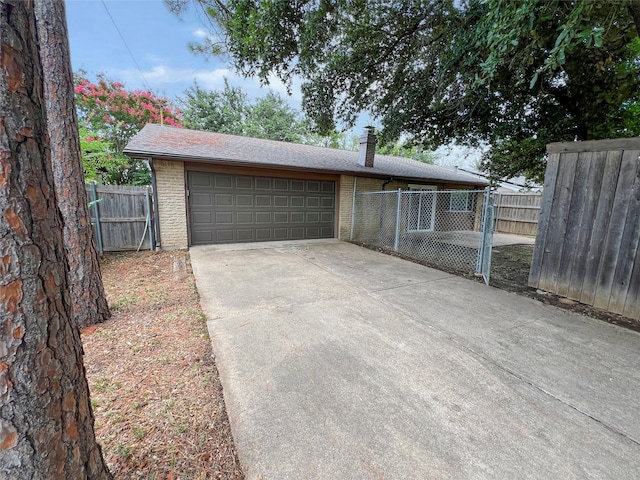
[188,172,336,245]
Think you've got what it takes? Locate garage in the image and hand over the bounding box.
[188,171,336,245]
[123,125,485,249]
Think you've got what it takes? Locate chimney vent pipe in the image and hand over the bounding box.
[358,127,377,168]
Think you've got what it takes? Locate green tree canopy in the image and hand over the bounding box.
[376,141,438,165]
[178,79,249,133]
[179,79,344,144]
[247,91,307,142]
[167,0,640,182]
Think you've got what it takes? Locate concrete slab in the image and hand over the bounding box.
[294,242,454,291]
[405,231,535,249]
[191,242,360,318]
[492,233,536,246]
[190,241,640,479]
[377,276,640,442]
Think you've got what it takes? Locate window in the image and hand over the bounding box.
[407,185,437,232]
[449,191,473,212]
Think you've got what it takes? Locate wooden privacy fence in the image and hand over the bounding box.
[529,138,640,320]
[494,192,541,236]
[87,184,154,253]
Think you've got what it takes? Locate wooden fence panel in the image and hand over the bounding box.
[494,192,541,236]
[593,150,640,310]
[530,138,640,320]
[556,151,592,298]
[87,184,154,252]
[608,162,640,314]
[529,154,559,287]
[537,152,578,294]
[579,150,622,305]
[623,237,640,319]
[566,151,607,300]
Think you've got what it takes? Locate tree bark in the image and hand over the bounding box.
[34,0,110,329]
[0,1,112,478]
[628,5,640,38]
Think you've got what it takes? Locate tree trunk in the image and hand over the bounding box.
[34,0,110,328]
[0,1,112,478]
[628,5,640,38]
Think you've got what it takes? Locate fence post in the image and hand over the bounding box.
[477,187,494,284]
[145,186,154,250]
[91,182,104,255]
[394,188,402,251]
[477,189,488,273]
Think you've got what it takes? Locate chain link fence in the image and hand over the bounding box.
[351,189,493,281]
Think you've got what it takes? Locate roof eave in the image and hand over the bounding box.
[124,149,487,186]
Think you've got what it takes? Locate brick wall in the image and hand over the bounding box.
[338,175,409,239]
[152,166,481,247]
[154,160,188,249]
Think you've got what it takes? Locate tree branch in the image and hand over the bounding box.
[628,4,640,37]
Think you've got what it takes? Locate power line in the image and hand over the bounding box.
[100,0,151,91]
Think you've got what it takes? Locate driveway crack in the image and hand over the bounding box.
[364,286,640,448]
[449,337,640,448]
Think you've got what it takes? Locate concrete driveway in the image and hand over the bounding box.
[190,240,640,480]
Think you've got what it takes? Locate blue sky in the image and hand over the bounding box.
[66,0,303,110]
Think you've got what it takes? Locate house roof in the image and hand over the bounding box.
[124,124,488,186]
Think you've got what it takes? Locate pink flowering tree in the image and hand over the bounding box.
[75,73,182,185]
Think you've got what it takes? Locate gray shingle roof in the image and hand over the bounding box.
[124,124,487,186]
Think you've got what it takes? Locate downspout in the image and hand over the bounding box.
[380,178,394,232]
[148,157,162,250]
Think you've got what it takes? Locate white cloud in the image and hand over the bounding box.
[435,143,487,169]
[113,65,305,110]
[191,28,218,44]
[264,73,303,104]
[113,65,231,93]
[192,28,209,39]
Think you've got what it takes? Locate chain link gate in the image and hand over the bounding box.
[477,189,495,284]
[351,188,494,284]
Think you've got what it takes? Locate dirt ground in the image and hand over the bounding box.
[82,251,244,479]
[489,244,536,294]
[491,244,640,333]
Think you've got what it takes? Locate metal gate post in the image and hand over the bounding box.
[91,181,104,255]
[477,187,494,285]
[394,189,402,251]
[477,190,487,273]
[483,201,495,285]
